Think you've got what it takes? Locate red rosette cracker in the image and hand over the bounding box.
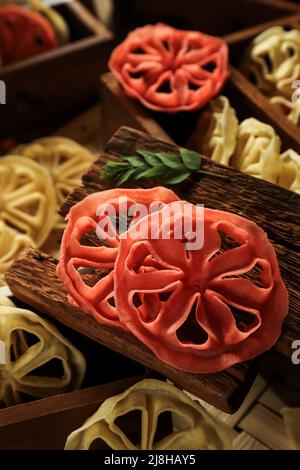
[109,23,229,113]
[0,5,56,65]
[114,201,288,372]
[57,187,179,329]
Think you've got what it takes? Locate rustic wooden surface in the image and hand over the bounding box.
[0,1,112,143]
[0,376,144,450]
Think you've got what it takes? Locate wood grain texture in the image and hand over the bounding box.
[0,376,144,450]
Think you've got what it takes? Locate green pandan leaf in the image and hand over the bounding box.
[101,147,228,187]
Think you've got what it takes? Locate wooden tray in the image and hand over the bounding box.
[100,71,300,154]
[0,375,146,450]
[0,1,112,144]
[6,126,300,413]
[227,13,300,148]
[112,0,300,40]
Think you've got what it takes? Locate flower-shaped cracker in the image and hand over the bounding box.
[0,296,86,407]
[0,221,34,286]
[230,118,282,183]
[27,0,70,46]
[114,202,288,373]
[241,26,300,98]
[189,95,238,165]
[278,149,300,194]
[0,155,56,247]
[65,379,232,450]
[109,23,229,113]
[14,137,95,229]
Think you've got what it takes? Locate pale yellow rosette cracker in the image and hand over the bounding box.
[0,0,70,45]
[0,156,56,247]
[65,379,232,450]
[230,118,282,183]
[278,149,300,194]
[0,221,34,286]
[241,26,300,98]
[189,96,239,165]
[0,296,86,407]
[14,137,95,230]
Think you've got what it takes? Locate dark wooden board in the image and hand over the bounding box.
[0,376,144,450]
[0,1,112,144]
[7,126,300,413]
